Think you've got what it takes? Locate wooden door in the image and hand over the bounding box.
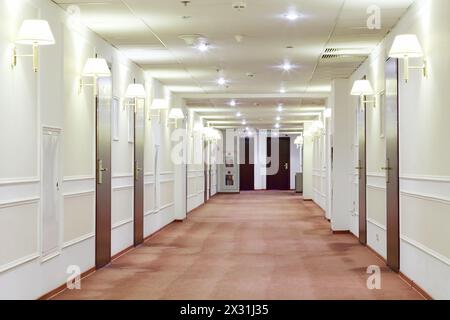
[134,98,145,246]
[240,138,255,191]
[95,76,112,269]
[267,137,290,190]
[358,76,368,245]
[385,58,400,272]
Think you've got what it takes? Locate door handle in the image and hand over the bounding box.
[97,159,108,185]
[355,160,363,170]
[135,161,142,181]
[285,163,289,170]
[381,159,392,183]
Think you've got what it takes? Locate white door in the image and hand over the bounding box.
[42,128,61,258]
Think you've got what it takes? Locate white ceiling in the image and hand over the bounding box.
[53,0,414,130]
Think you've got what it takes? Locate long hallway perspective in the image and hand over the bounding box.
[53,192,422,300]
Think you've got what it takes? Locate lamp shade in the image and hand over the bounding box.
[351,80,374,96]
[16,20,55,45]
[125,84,146,98]
[193,122,204,133]
[82,58,111,77]
[168,108,185,119]
[150,99,169,110]
[389,34,423,58]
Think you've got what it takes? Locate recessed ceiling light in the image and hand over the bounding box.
[197,42,209,52]
[282,61,293,71]
[277,104,283,112]
[217,77,227,86]
[236,112,242,117]
[230,99,237,107]
[245,127,249,131]
[285,11,299,21]
[242,120,247,125]
[276,116,281,121]
[280,88,286,93]
[275,123,281,129]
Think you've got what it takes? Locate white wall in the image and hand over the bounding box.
[0,0,176,300]
[348,0,450,299]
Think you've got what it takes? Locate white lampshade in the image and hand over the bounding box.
[168,108,185,119]
[294,136,304,146]
[16,20,55,46]
[82,58,111,77]
[125,84,146,98]
[313,120,324,130]
[389,34,423,58]
[324,108,332,118]
[351,80,374,96]
[150,99,169,110]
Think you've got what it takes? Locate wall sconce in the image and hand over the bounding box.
[351,80,376,106]
[11,20,55,72]
[294,135,304,149]
[192,122,204,137]
[79,58,111,94]
[167,108,185,128]
[389,34,427,82]
[124,83,146,111]
[148,98,169,122]
[324,108,332,119]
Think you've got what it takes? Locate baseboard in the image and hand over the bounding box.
[399,272,433,300]
[332,230,351,235]
[38,267,96,300]
[111,245,134,261]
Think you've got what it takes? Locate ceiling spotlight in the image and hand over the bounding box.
[217,77,227,86]
[285,11,299,21]
[277,104,283,112]
[230,99,237,107]
[236,112,242,117]
[245,127,249,131]
[276,116,281,121]
[282,61,293,71]
[197,42,210,52]
[280,88,286,94]
[275,123,281,129]
[242,120,247,125]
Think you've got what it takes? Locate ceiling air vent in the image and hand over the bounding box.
[321,47,371,60]
[232,2,247,11]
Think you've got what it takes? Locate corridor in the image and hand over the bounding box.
[53,192,421,300]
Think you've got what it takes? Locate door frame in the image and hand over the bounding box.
[385,57,400,272]
[133,97,145,247]
[358,75,368,245]
[95,76,112,270]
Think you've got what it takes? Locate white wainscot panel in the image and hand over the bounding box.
[112,186,133,227]
[0,200,39,273]
[63,192,95,247]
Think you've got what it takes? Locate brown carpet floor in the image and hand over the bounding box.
[54,191,423,300]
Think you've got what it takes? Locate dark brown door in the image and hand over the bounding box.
[385,58,400,272]
[95,76,112,269]
[134,98,145,246]
[358,75,368,245]
[267,137,290,190]
[240,138,254,191]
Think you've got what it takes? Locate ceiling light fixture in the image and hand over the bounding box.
[285,11,299,21]
[242,120,247,125]
[280,88,286,94]
[277,104,284,112]
[11,19,55,72]
[229,99,237,107]
[197,41,210,52]
[276,116,281,121]
[275,123,280,129]
[282,61,293,71]
[217,77,227,86]
[388,34,427,82]
[236,112,242,117]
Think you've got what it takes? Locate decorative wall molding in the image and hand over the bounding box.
[62,233,95,249]
[366,184,386,191]
[63,190,95,199]
[0,252,40,274]
[0,197,40,210]
[401,235,450,267]
[401,191,450,205]
[367,217,386,231]
[112,218,133,230]
[0,177,40,186]
[112,185,134,192]
[63,175,95,182]
[401,174,450,183]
